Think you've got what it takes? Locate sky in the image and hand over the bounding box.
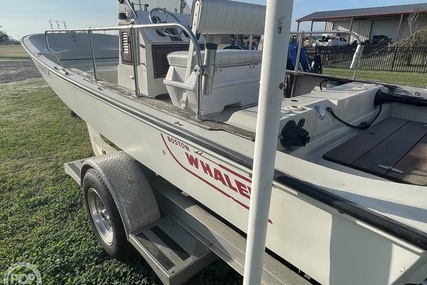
[0,0,426,40]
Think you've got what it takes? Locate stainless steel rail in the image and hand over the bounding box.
[44,23,204,103]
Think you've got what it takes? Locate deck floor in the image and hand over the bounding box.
[323,117,427,185]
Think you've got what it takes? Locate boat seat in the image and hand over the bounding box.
[167,50,262,68]
[164,0,266,116]
[191,0,265,35]
[164,53,262,116]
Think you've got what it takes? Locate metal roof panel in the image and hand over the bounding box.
[297,3,427,22]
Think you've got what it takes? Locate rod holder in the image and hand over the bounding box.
[350,42,365,70]
[202,43,217,96]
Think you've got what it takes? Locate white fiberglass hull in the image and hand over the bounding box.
[23,34,427,285]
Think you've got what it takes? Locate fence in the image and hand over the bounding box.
[306,45,427,73]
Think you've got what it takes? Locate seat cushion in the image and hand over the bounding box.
[167,49,262,68]
[192,0,265,35]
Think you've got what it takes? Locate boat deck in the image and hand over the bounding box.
[323,117,427,185]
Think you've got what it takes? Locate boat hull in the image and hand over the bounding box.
[26,53,427,285]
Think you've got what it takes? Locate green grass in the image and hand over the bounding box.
[0,78,242,284]
[0,45,31,61]
[324,67,427,88]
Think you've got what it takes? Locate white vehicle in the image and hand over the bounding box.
[22,0,427,284]
[316,34,349,47]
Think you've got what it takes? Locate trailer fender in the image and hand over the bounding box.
[80,151,161,236]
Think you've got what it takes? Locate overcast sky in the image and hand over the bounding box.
[1,0,426,40]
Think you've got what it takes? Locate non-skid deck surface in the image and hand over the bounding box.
[323,117,427,185]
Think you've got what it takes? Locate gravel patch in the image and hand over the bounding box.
[0,60,42,84]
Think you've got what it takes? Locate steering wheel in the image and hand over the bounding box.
[149,7,183,38]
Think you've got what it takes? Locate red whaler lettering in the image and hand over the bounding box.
[162,133,272,224]
[185,153,251,199]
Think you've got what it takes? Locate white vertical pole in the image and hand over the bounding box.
[243,0,293,284]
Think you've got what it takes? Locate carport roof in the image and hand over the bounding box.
[297,3,427,22]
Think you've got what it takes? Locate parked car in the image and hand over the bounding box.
[365,35,392,45]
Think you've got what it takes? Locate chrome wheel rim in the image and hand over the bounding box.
[87,188,114,245]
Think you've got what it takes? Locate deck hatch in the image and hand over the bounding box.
[323,117,427,185]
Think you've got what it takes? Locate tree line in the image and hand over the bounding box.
[0,31,20,45]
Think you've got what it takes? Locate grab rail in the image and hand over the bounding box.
[44,23,204,107]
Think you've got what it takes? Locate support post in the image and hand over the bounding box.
[294,33,303,71]
[396,14,404,42]
[243,0,293,284]
[131,27,140,97]
[87,31,98,81]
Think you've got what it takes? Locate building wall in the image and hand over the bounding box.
[328,20,372,42]
[332,21,350,33]
[329,20,371,42]
[371,18,400,40]
[354,20,372,42]
[325,21,334,31]
[326,15,412,43]
[400,18,411,40]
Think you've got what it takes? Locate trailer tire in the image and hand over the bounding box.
[83,168,133,261]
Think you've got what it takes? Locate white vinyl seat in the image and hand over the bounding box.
[164,0,266,116]
[167,49,262,68]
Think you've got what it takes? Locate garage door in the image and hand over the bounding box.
[370,19,399,41]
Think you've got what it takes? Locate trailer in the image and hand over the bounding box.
[64,152,311,285]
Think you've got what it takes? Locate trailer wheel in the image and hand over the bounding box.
[83,168,132,260]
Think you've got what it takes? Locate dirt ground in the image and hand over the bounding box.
[0,60,42,84]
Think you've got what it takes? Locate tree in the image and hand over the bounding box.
[396,10,427,48]
[0,30,10,43]
[409,9,427,36]
[0,30,19,45]
[393,10,427,67]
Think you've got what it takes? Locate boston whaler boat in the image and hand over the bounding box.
[22,0,427,284]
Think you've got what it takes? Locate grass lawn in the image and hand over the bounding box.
[0,79,156,284]
[324,67,427,88]
[0,45,31,61]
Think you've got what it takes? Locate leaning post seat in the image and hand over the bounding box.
[192,0,265,35]
[163,0,266,116]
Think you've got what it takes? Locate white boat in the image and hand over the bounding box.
[22,0,427,284]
